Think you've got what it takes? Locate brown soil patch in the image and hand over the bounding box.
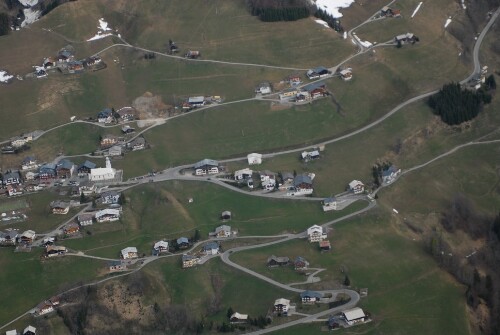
[132,92,172,119]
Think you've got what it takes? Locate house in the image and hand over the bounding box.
[292,175,313,194]
[2,170,21,185]
[247,178,254,189]
[177,237,190,249]
[322,197,337,212]
[300,290,323,304]
[234,168,253,181]
[77,160,97,175]
[279,88,299,100]
[281,172,294,185]
[95,208,120,222]
[255,82,272,95]
[319,240,331,251]
[230,312,248,324]
[78,181,96,196]
[294,256,309,270]
[90,157,116,181]
[6,329,18,335]
[128,137,146,151]
[56,159,75,178]
[20,230,36,243]
[43,56,57,69]
[153,241,169,254]
[39,163,57,180]
[0,230,18,246]
[340,68,353,81]
[49,296,60,307]
[306,66,331,79]
[342,307,366,325]
[97,108,114,123]
[35,301,54,316]
[6,184,23,196]
[185,50,201,59]
[182,254,198,268]
[50,201,70,215]
[267,255,289,267]
[307,225,327,242]
[349,180,365,194]
[23,326,37,335]
[381,6,400,17]
[381,165,401,184]
[100,134,119,149]
[109,260,127,272]
[121,247,138,259]
[116,107,137,121]
[301,149,320,161]
[67,61,84,74]
[108,145,123,156]
[221,211,232,221]
[193,159,219,175]
[288,75,302,86]
[100,190,120,204]
[122,125,135,134]
[77,213,94,226]
[394,33,418,44]
[201,241,220,255]
[45,245,67,257]
[187,96,205,107]
[211,224,231,238]
[84,56,102,67]
[63,222,80,235]
[273,298,290,315]
[25,171,38,181]
[57,49,74,63]
[10,136,27,148]
[260,170,276,190]
[247,153,262,165]
[21,156,38,170]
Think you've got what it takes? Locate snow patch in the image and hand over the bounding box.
[444,17,452,28]
[314,0,356,18]
[19,0,38,7]
[315,19,330,28]
[0,70,14,83]
[411,2,423,18]
[87,18,114,42]
[21,8,41,27]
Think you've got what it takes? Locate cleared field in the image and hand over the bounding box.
[0,198,28,212]
[234,211,470,335]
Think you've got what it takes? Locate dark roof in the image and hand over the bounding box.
[194,159,218,169]
[302,81,326,91]
[98,108,113,118]
[22,156,36,164]
[57,159,74,170]
[79,160,96,169]
[311,66,329,74]
[300,290,323,299]
[202,241,219,251]
[2,171,21,180]
[282,172,294,181]
[382,165,398,177]
[293,175,312,186]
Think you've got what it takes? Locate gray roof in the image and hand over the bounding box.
[79,160,96,169]
[293,175,312,187]
[101,190,120,198]
[303,82,326,91]
[188,96,205,104]
[324,197,337,204]
[194,159,218,169]
[57,159,74,170]
[202,241,219,251]
[2,171,21,180]
[22,156,36,164]
[177,237,189,245]
[282,172,294,181]
[382,165,398,177]
[182,254,196,261]
[300,290,323,299]
[267,255,289,263]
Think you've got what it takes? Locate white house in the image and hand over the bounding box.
[100,191,120,204]
[255,82,272,95]
[273,298,291,315]
[340,68,353,81]
[35,301,54,316]
[307,225,327,242]
[6,329,18,335]
[342,307,366,325]
[247,153,262,165]
[382,165,401,184]
[234,168,253,181]
[108,145,122,156]
[21,156,38,170]
[95,208,120,222]
[301,150,320,161]
[193,159,219,176]
[322,197,337,212]
[153,241,169,253]
[201,242,220,255]
[121,247,138,259]
[90,157,116,181]
[23,325,37,335]
[211,225,231,238]
[230,312,248,324]
[349,180,365,194]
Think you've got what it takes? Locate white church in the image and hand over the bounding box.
[90,157,117,181]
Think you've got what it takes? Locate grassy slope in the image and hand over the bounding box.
[234,211,469,335]
[62,180,367,258]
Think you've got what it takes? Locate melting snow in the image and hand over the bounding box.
[444,17,452,28]
[315,19,330,28]
[0,70,14,83]
[87,18,114,42]
[411,2,423,18]
[21,8,41,27]
[314,0,356,18]
[19,0,38,6]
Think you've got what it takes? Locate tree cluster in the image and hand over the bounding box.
[246,0,310,22]
[314,8,344,32]
[428,82,492,125]
[371,161,392,187]
[0,13,9,36]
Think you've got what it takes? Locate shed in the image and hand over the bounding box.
[221,211,232,221]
